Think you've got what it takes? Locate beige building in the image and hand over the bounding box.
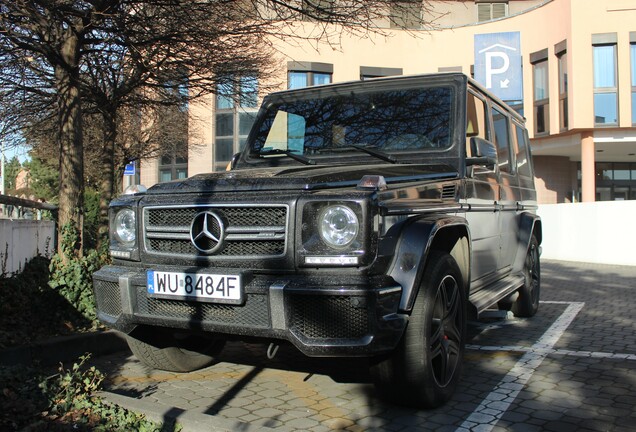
[137,0,636,204]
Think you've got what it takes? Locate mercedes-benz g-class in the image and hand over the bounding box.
[93,73,541,407]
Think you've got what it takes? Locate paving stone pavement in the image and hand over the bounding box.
[92,260,636,431]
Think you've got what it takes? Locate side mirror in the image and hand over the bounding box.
[466,137,497,169]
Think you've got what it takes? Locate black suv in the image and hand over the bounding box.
[93,73,541,408]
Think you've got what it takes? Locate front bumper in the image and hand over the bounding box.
[92,265,408,357]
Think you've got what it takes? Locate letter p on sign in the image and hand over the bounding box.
[485,51,510,89]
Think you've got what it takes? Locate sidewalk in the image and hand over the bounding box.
[91,260,636,431]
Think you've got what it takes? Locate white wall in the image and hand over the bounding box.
[0,220,56,276]
[537,201,636,266]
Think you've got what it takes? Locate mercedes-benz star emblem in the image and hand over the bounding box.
[190,211,225,254]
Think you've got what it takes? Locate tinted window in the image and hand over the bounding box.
[491,106,511,173]
[252,86,453,157]
[515,124,531,178]
[466,91,489,157]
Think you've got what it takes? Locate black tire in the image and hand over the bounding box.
[372,251,467,408]
[126,330,225,372]
[512,235,540,318]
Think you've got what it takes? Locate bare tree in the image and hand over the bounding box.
[0,0,439,254]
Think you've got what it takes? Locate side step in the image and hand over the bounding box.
[469,274,525,315]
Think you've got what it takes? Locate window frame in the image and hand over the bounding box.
[531,55,549,136]
[159,152,188,182]
[214,76,259,171]
[476,1,509,22]
[288,71,333,89]
[465,89,491,158]
[556,43,568,131]
[592,35,619,126]
[287,61,334,89]
[513,120,533,179]
[490,104,514,175]
[630,38,636,125]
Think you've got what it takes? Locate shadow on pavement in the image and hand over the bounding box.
[91,260,636,431]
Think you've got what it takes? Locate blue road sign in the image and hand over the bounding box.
[124,162,135,176]
[474,32,523,101]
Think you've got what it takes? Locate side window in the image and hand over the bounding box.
[466,91,489,156]
[515,123,532,178]
[491,106,511,173]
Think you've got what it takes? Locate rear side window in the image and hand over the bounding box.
[515,124,532,178]
[466,91,489,157]
[491,106,511,173]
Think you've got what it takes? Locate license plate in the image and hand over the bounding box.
[147,270,243,304]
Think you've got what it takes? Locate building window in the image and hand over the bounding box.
[593,37,618,125]
[557,47,568,131]
[631,41,636,125]
[288,71,331,88]
[287,62,333,89]
[215,76,258,171]
[583,162,636,201]
[159,153,188,182]
[389,1,421,29]
[360,66,403,80]
[476,1,508,22]
[533,59,549,135]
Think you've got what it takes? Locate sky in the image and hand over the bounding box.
[2,144,30,164]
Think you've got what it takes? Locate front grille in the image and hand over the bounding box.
[144,205,288,258]
[288,294,369,340]
[93,279,122,317]
[135,286,270,329]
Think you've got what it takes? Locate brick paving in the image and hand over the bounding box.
[92,260,636,431]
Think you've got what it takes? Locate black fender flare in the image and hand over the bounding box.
[387,215,471,312]
[513,212,542,272]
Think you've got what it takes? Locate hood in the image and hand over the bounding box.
[146,164,458,195]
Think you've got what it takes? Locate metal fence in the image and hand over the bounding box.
[0,194,57,276]
[0,194,57,220]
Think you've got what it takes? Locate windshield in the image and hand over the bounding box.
[247,85,454,164]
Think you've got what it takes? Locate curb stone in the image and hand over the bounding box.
[99,391,287,432]
[0,329,128,366]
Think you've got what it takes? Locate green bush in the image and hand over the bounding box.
[48,224,109,323]
[0,255,92,348]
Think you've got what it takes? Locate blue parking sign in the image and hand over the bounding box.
[474,32,523,101]
[124,162,135,176]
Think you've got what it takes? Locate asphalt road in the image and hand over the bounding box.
[92,260,636,431]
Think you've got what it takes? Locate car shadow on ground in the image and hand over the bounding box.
[91,261,636,431]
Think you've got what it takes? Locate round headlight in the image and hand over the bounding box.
[319,205,359,248]
[114,209,136,245]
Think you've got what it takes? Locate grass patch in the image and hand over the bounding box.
[1,354,165,431]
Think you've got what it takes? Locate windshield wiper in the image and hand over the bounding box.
[345,145,398,164]
[256,149,316,165]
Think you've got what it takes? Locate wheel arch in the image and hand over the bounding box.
[513,212,542,272]
[387,215,471,313]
